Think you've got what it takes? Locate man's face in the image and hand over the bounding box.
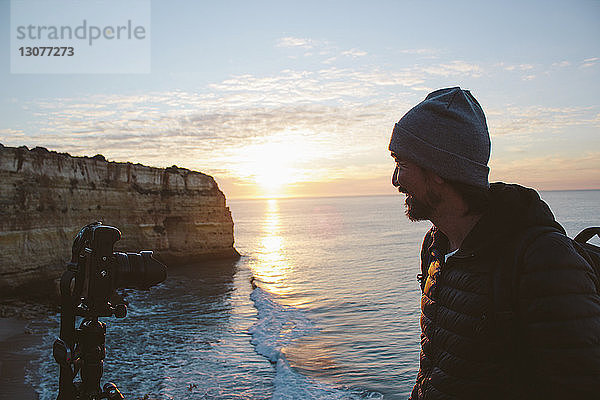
[391,152,441,221]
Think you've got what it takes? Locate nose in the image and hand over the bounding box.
[391,165,400,187]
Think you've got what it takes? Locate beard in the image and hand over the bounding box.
[400,187,441,222]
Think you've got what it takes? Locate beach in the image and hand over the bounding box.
[0,317,40,400]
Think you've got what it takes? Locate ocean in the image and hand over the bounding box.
[26,190,600,399]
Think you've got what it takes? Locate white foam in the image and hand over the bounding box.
[249,287,383,400]
[249,287,317,363]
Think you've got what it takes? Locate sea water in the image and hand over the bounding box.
[26,191,600,399]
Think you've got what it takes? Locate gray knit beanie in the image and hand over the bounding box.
[389,87,491,188]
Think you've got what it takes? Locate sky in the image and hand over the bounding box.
[1,0,599,199]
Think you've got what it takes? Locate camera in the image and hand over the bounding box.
[54,222,167,400]
[69,222,167,317]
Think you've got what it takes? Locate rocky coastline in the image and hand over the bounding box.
[0,143,239,300]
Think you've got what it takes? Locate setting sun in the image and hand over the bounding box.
[239,130,324,198]
[250,141,294,197]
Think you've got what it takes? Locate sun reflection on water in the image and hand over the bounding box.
[250,199,293,296]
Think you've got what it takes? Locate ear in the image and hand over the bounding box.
[421,167,445,185]
[431,173,445,185]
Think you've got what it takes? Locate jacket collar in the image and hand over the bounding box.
[437,183,565,257]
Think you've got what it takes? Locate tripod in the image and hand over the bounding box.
[53,269,125,400]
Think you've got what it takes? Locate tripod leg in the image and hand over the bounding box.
[54,338,76,400]
[78,318,106,397]
[56,270,78,400]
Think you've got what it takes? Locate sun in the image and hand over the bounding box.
[249,141,295,198]
[231,130,325,198]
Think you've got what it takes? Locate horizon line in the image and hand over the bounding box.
[227,188,600,202]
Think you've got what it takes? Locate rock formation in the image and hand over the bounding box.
[0,144,238,295]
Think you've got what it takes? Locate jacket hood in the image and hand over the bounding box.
[458,182,565,254]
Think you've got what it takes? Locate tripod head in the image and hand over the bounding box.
[53,222,167,400]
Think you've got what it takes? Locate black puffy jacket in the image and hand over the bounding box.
[410,183,600,400]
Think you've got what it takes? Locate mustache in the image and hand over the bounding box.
[396,186,410,195]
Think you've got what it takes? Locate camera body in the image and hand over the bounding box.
[70,222,167,318]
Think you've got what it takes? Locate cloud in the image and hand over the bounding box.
[341,48,367,58]
[276,37,369,65]
[0,128,25,136]
[581,57,599,68]
[0,129,27,146]
[400,48,439,56]
[493,62,540,80]
[276,37,315,49]
[487,105,600,137]
[421,61,483,77]
[500,63,535,71]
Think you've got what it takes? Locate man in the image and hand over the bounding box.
[389,87,600,399]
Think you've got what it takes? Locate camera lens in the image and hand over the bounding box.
[113,251,167,290]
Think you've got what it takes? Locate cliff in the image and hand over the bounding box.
[0,144,238,295]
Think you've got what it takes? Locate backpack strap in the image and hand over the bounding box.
[573,227,600,293]
[574,227,600,244]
